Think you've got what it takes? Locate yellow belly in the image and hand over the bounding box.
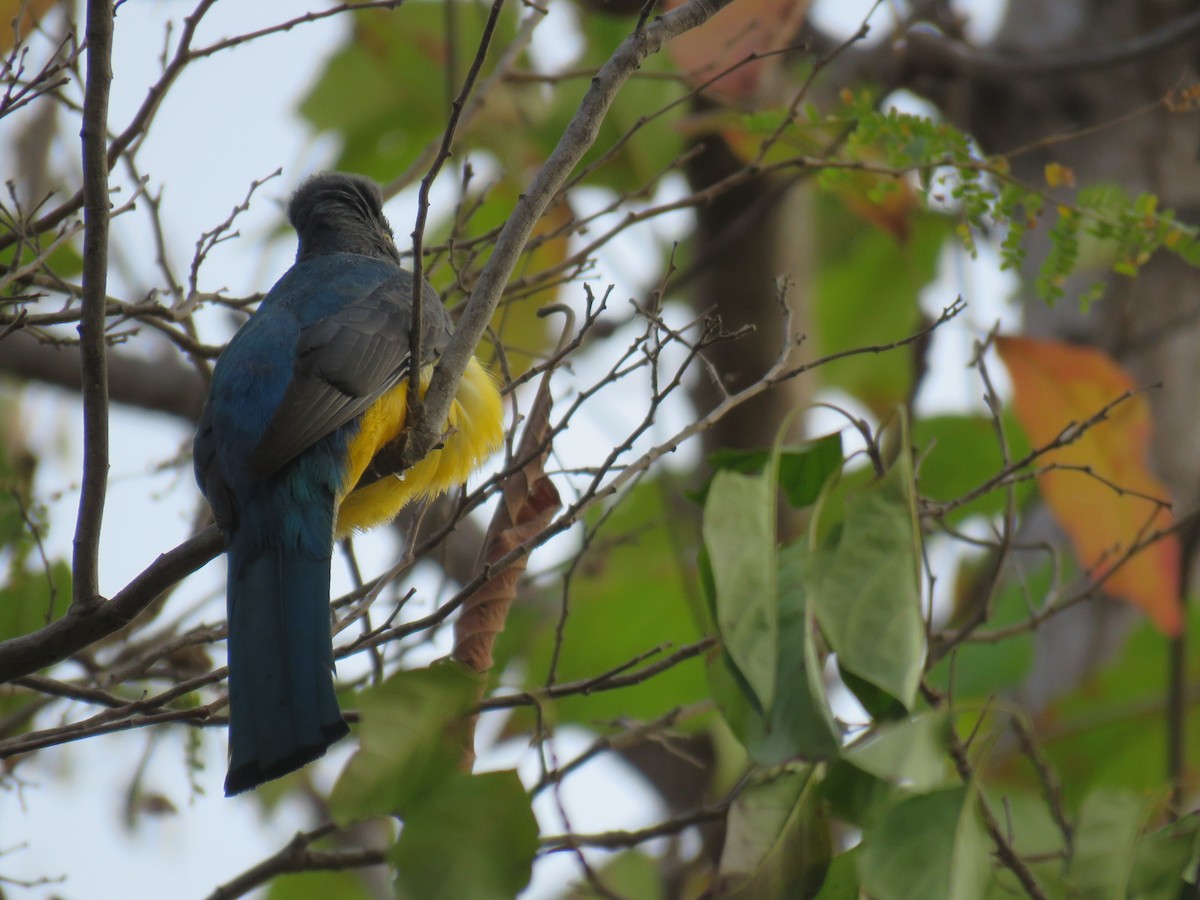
[333,357,503,538]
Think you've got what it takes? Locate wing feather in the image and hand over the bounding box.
[246,274,450,479]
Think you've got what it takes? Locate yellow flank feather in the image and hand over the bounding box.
[333,357,503,538]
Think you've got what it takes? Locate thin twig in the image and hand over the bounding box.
[407,0,507,432]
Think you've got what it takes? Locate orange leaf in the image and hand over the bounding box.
[835,172,917,243]
[663,0,811,104]
[996,336,1180,635]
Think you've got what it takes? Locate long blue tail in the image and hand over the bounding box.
[224,538,349,796]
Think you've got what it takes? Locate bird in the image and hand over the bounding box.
[193,172,504,796]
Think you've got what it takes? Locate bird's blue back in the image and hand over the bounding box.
[201,254,403,543]
[198,252,402,794]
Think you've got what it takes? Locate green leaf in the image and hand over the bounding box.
[820,761,896,828]
[703,468,777,712]
[266,870,373,900]
[859,785,990,900]
[0,233,83,285]
[813,200,951,413]
[911,412,1033,526]
[1066,788,1154,898]
[299,2,520,181]
[1128,812,1200,900]
[329,663,480,824]
[0,562,70,730]
[565,850,664,899]
[495,480,707,733]
[808,430,924,710]
[845,712,951,792]
[701,433,844,509]
[1036,603,1200,797]
[836,667,908,722]
[715,767,831,900]
[392,770,537,900]
[710,541,840,764]
[925,561,1045,701]
[0,560,70,642]
[813,848,861,900]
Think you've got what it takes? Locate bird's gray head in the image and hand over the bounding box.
[288,173,401,264]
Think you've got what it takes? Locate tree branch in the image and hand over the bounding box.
[1,329,205,421]
[903,9,1200,80]
[73,0,116,610]
[0,527,222,683]
[206,824,385,900]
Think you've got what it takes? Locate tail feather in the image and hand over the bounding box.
[224,540,349,796]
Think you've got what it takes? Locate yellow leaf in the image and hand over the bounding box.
[996,336,1180,636]
[0,0,57,53]
[1044,162,1075,189]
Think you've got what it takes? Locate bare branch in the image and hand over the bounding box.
[72,0,116,611]
[902,9,1200,80]
[407,0,507,427]
[207,824,385,900]
[0,527,222,684]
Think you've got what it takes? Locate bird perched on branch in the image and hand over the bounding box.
[193,172,504,796]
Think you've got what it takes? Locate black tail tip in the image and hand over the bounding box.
[224,719,351,797]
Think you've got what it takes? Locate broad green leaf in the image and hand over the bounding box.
[0,231,84,284]
[716,767,831,900]
[859,785,990,900]
[709,542,840,763]
[702,433,843,509]
[392,770,537,900]
[703,468,777,712]
[496,480,706,732]
[997,335,1181,635]
[812,848,860,900]
[0,561,70,730]
[845,712,951,792]
[911,412,1033,526]
[1128,812,1200,900]
[1032,598,1200,797]
[836,667,908,722]
[820,761,896,828]
[329,663,479,824]
[266,870,373,900]
[813,199,951,414]
[1066,788,1154,898]
[299,2,521,181]
[808,432,924,710]
[0,560,70,642]
[925,561,1045,701]
[565,850,664,900]
[974,788,1069,898]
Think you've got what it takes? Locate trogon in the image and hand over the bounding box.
[193,172,503,796]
